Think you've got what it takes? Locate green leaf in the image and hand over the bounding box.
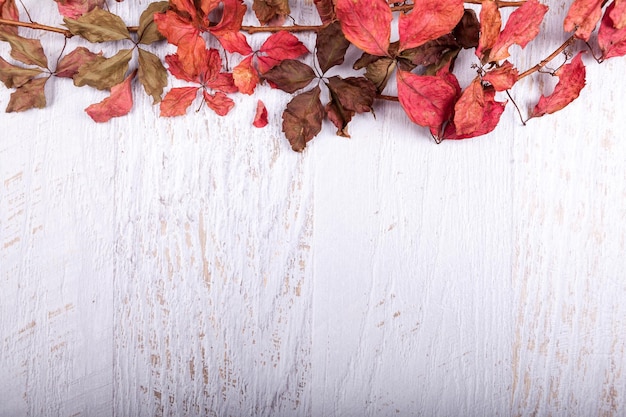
[138,48,167,104]
[263,59,316,93]
[74,48,132,90]
[0,56,43,88]
[6,76,47,112]
[282,86,324,152]
[138,1,168,45]
[0,32,48,68]
[64,7,131,42]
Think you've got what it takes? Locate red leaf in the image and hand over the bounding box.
[153,9,199,46]
[85,71,135,122]
[610,0,626,29]
[214,31,253,55]
[210,0,246,34]
[530,52,586,118]
[563,0,603,41]
[476,0,501,60]
[256,55,280,73]
[253,99,268,128]
[599,2,626,59]
[208,72,238,93]
[452,77,485,136]
[396,69,459,136]
[54,0,104,19]
[260,32,309,61]
[482,60,518,91]
[443,87,506,139]
[398,0,464,51]
[489,0,548,61]
[203,90,234,116]
[335,0,391,56]
[233,55,259,95]
[0,0,19,35]
[160,86,198,116]
[165,53,195,83]
[55,46,102,78]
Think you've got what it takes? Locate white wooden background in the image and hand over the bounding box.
[1,1,625,416]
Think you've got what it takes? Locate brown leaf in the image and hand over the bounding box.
[336,0,392,56]
[0,56,42,88]
[138,48,167,104]
[326,76,376,114]
[453,9,480,49]
[476,0,501,60]
[316,22,351,74]
[489,0,548,61]
[0,32,48,68]
[0,0,19,35]
[85,71,135,122]
[6,76,47,112]
[325,93,354,137]
[55,46,102,78]
[252,0,290,26]
[399,0,464,51]
[282,86,324,152]
[400,34,460,67]
[481,60,518,91]
[74,48,132,90]
[563,0,603,41]
[263,59,316,93]
[314,0,336,24]
[64,7,131,42]
[138,1,168,44]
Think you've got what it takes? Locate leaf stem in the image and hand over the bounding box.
[0,18,72,36]
[240,24,328,34]
[518,35,575,80]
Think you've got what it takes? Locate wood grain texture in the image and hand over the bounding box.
[2,1,626,417]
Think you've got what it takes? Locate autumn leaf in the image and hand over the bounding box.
[260,31,309,61]
[73,48,132,90]
[138,48,167,104]
[6,76,47,112]
[282,86,324,152]
[210,0,246,34]
[253,0,290,26]
[316,22,351,74]
[54,0,105,19]
[153,9,199,46]
[233,55,259,95]
[85,71,135,122]
[482,60,518,91]
[0,32,48,69]
[610,0,626,29]
[63,7,131,42]
[335,0,391,56]
[530,52,586,119]
[0,0,19,35]
[398,0,464,51]
[213,31,253,55]
[489,0,548,62]
[203,90,234,116]
[400,34,460,68]
[443,87,506,139]
[253,100,268,128]
[598,2,626,59]
[396,69,459,136]
[476,0,501,60]
[453,9,480,49]
[354,55,396,92]
[0,56,42,88]
[263,59,316,93]
[160,86,199,116]
[326,76,376,114]
[55,46,102,78]
[563,0,604,41]
[137,1,168,44]
[452,77,485,135]
[314,0,336,25]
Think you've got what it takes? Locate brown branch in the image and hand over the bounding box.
[376,94,399,102]
[0,18,72,36]
[240,24,328,34]
[518,35,576,80]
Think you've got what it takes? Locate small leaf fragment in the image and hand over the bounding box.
[253,100,268,128]
[335,0,391,56]
[482,60,518,91]
[160,86,198,116]
[138,1,169,44]
[6,76,47,112]
[55,46,102,78]
[599,2,626,59]
[316,22,351,74]
[0,56,42,88]
[138,48,167,104]
[263,59,316,93]
[74,48,132,90]
[63,7,131,42]
[282,86,324,152]
[85,71,135,122]
[233,55,259,95]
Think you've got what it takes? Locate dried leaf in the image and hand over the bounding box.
[256,54,280,73]
[325,93,354,137]
[282,86,324,152]
[530,51,586,118]
[400,34,460,67]
[482,60,518,91]
[263,59,316,93]
[210,0,246,34]
[138,48,167,104]
[64,7,131,42]
[564,0,603,41]
[54,0,104,19]
[476,0,501,60]
[316,22,351,74]
[165,53,196,83]
[396,69,459,136]
[0,56,42,88]
[55,46,102,78]
[326,76,376,114]
[252,0,290,26]
[253,99,268,128]
[452,77,484,135]
[0,0,19,35]
[599,2,626,59]
[160,86,198,116]
[610,0,626,29]
[361,56,396,92]
[153,9,199,46]
[443,87,506,139]
[399,0,464,51]
[314,0,336,25]
[138,1,169,44]
[233,55,259,95]
[85,71,135,122]
[489,0,548,61]
[0,32,48,68]
[203,90,234,116]
[453,9,480,49]
[206,72,238,93]
[74,48,132,90]
[214,31,253,55]
[6,76,46,112]
[260,31,309,61]
[335,0,392,56]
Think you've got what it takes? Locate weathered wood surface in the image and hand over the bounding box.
[1,1,626,416]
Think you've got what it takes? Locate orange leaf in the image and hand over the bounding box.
[443,87,506,139]
[153,9,199,46]
[398,0,464,51]
[253,99,268,128]
[610,0,626,29]
[260,31,309,61]
[452,77,484,136]
[563,0,603,41]
[489,0,548,61]
[482,60,518,91]
[233,55,259,95]
[476,0,501,60]
[160,86,198,116]
[530,52,586,118]
[203,90,234,116]
[335,0,391,56]
[85,71,135,122]
[54,0,104,19]
[213,30,253,55]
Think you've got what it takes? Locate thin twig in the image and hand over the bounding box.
[0,18,72,36]
[376,94,400,102]
[518,36,575,80]
[240,24,328,34]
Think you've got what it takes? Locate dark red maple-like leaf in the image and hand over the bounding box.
[398,0,464,51]
[335,0,391,56]
[85,70,135,122]
[530,51,586,119]
[442,87,506,140]
[253,99,268,128]
[563,0,604,41]
[489,0,548,61]
[599,2,626,59]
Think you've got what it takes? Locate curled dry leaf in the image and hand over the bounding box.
[564,0,604,41]
[476,0,501,60]
[530,51,586,118]
[453,77,485,136]
[282,86,324,152]
[453,9,480,49]
[398,0,464,51]
[137,1,169,45]
[335,0,391,56]
[482,61,518,91]
[85,71,135,122]
[599,2,626,59]
[253,100,268,128]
